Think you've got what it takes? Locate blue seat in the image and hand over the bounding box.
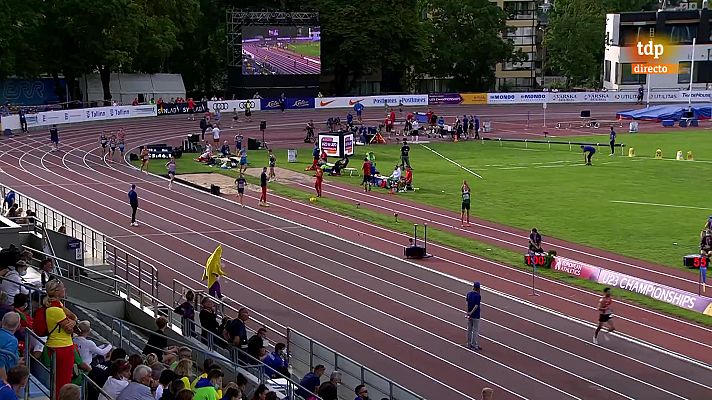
[679,119,688,128]
[662,120,675,127]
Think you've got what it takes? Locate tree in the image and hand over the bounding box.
[544,0,656,87]
[426,0,520,91]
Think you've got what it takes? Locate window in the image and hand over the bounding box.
[497,77,535,90]
[667,24,697,45]
[604,60,612,82]
[504,1,536,20]
[617,63,646,85]
[619,26,655,46]
[502,52,536,71]
[678,61,712,83]
[505,27,535,45]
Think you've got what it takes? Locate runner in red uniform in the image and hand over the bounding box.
[315,167,324,197]
[593,287,616,344]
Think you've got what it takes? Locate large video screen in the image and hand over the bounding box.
[241,26,321,75]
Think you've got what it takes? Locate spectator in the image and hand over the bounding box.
[155,370,177,400]
[11,294,31,343]
[175,389,193,400]
[220,387,242,400]
[264,393,277,400]
[199,298,220,346]
[174,291,195,336]
[88,348,128,400]
[317,371,341,400]
[117,365,156,400]
[59,384,81,400]
[0,313,20,381]
[58,224,67,234]
[0,365,29,400]
[2,191,15,213]
[0,293,12,319]
[482,387,494,400]
[262,343,289,378]
[173,359,194,389]
[247,327,266,360]
[0,261,29,305]
[354,384,370,400]
[38,259,55,288]
[74,320,112,365]
[100,360,132,400]
[128,354,144,374]
[234,374,247,398]
[249,385,269,400]
[193,369,223,400]
[224,308,249,357]
[143,317,169,356]
[44,280,79,398]
[528,228,543,253]
[297,365,325,398]
[191,360,222,399]
[159,379,185,400]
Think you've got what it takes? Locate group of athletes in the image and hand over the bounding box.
[99,129,127,162]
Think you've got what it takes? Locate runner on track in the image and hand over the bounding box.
[108,135,117,162]
[235,174,246,207]
[139,147,150,173]
[461,180,471,227]
[593,287,616,344]
[166,156,177,190]
[49,125,59,151]
[100,132,108,157]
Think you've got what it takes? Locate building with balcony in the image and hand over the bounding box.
[604,7,712,90]
[493,0,540,91]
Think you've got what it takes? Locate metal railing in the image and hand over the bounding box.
[288,328,425,400]
[3,183,425,400]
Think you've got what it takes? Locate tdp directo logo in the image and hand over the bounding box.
[628,38,679,75]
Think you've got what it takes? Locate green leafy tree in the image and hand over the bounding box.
[426,0,519,91]
[544,0,656,87]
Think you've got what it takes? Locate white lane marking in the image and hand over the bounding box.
[419,144,484,179]
[611,200,712,212]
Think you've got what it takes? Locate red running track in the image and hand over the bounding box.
[0,108,710,400]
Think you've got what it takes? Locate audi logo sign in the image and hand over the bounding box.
[208,100,259,111]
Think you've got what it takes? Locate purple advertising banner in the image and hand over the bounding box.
[428,93,462,105]
[553,257,712,316]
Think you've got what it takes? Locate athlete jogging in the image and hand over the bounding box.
[100,132,108,157]
[166,156,177,190]
[593,287,616,344]
[139,147,150,173]
[268,149,276,181]
[235,174,246,207]
[108,135,117,162]
[461,180,471,227]
[49,125,59,151]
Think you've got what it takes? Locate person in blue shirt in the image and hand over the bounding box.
[297,365,325,398]
[462,115,469,137]
[353,102,364,122]
[262,343,289,378]
[346,112,353,126]
[474,116,480,139]
[128,184,139,227]
[0,365,28,400]
[2,191,15,213]
[609,126,616,156]
[0,313,20,380]
[466,281,482,351]
[581,145,596,166]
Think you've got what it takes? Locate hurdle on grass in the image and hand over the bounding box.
[482,137,627,155]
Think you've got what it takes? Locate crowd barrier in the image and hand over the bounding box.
[551,256,712,316]
[5,90,712,132]
[0,104,157,131]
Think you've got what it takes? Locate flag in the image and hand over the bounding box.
[701,265,707,293]
[203,245,225,290]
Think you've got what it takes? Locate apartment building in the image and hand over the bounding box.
[492,0,540,91]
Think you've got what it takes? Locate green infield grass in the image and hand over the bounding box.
[261,131,712,270]
[287,42,320,58]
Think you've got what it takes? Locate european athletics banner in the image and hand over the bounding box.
[429,93,462,105]
[260,97,315,111]
[551,256,712,315]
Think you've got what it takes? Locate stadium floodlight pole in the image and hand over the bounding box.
[689,37,697,109]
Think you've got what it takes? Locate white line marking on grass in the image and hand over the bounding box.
[610,200,712,211]
[497,166,528,170]
[419,144,484,179]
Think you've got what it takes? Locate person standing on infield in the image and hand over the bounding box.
[607,126,617,156]
[461,180,471,227]
[128,184,139,227]
[400,139,411,169]
[259,167,269,207]
[268,149,276,181]
[466,281,482,350]
[593,287,616,344]
[581,145,596,166]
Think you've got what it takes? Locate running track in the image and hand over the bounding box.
[0,105,710,400]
